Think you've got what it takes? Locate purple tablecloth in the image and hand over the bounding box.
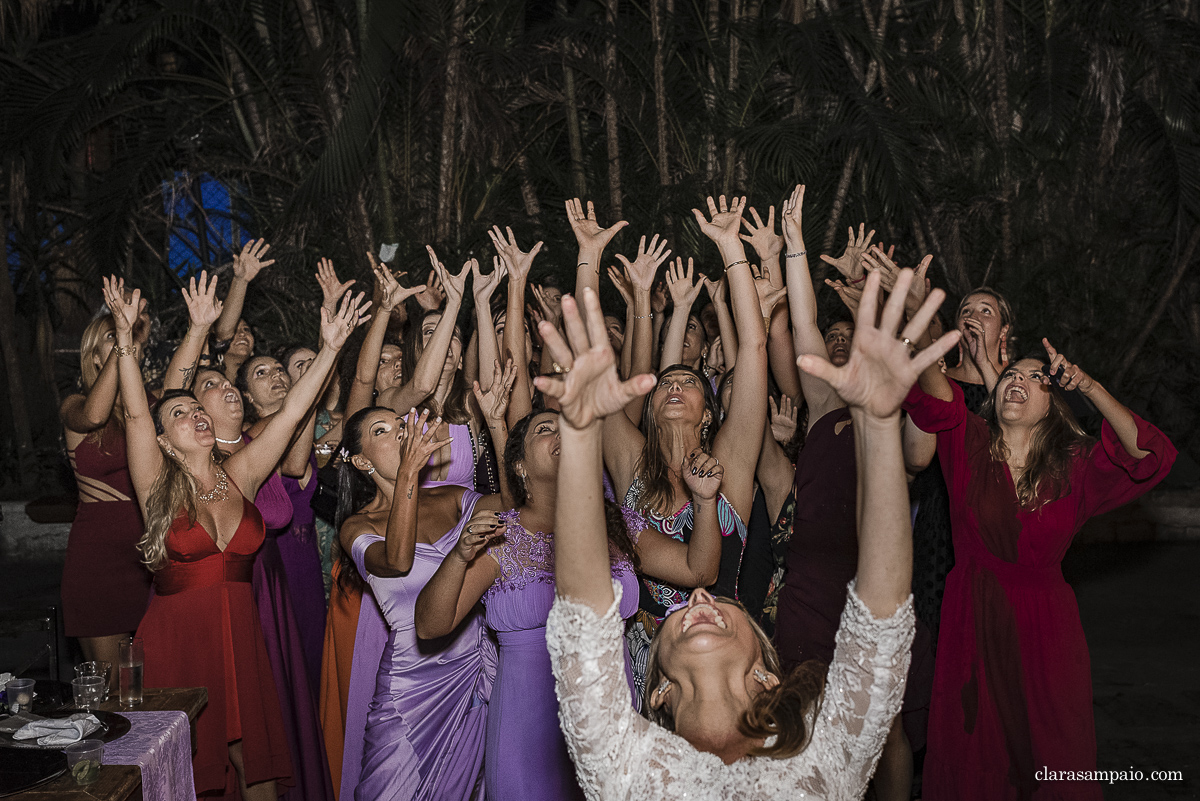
[102,710,195,801]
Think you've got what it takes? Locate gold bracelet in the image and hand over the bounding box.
[114,345,137,358]
[725,259,748,270]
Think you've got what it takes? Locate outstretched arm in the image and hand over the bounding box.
[473,258,507,392]
[566,198,628,320]
[536,289,656,613]
[61,344,121,436]
[615,238,665,423]
[347,256,425,419]
[797,270,959,618]
[659,256,703,370]
[1042,339,1149,459]
[215,239,274,342]
[101,277,164,512]
[634,450,724,588]
[164,271,223,391]
[228,293,370,496]
[489,226,543,427]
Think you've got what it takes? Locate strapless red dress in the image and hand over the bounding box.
[136,496,294,798]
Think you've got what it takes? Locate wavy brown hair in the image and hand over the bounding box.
[981,362,1094,509]
[644,598,827,758]
[634,365,721,518]
[139,389,227,571]
[402,309,471,424]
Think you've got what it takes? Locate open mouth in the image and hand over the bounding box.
[665,393,685,405]
[680,603,727,633]
[224,391,240,404]
[1003,384,1028,403]
[195,420,210,432]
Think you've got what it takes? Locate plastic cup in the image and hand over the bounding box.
[72,676,105,712]
[74,661,113,700]
[64,739,104,785]
[5,678,35,714]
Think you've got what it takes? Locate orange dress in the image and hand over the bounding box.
[318,562,362,799]
[136,496,294,798]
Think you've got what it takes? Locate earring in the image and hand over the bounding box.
[700,422,710,440]
[367,466,376,476]
[753,669,771,685]
[656,678,671,697]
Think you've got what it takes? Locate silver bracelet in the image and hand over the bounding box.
[785,251,807,258]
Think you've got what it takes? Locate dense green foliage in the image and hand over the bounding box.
[3,0,1200,488]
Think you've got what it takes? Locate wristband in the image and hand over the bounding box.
[725,259,748,271]
[848,275,867,286]
[114,345,137,358]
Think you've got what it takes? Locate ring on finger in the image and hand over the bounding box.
[551,362,571,375]
[901,337,916,353]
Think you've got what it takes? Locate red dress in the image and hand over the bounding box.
[62,419,153,637]
[905,381,1176,800]
[136,494,294,798]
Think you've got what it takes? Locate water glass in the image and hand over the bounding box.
[72,676,105,712]
[118,636,144,709]
[74,661,113,700]
[5,678,35,714]
[64,739,104,785]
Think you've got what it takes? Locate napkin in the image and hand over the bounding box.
[13,713,102,746]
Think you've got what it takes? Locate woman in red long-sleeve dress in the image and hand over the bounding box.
[905,338,1176,801]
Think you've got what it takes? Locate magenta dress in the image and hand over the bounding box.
[350,489,495,801]
[905,381,1176,800]
[481,509,641,801]
[253,471,335,801]
[280,455,329,692]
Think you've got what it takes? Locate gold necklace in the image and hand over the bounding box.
[198,466,229,504]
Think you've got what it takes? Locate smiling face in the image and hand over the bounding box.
[155,395,216,455]
[353,409,407,480]
[994,358,1053,426]
[228,319,255,359]
[194,368,243,431]
[242,356,291,415]
[284,348,316,384]
[420,312,463,376]
[651,369,711,428]
[823,321,854,366]
[653,588,764,700]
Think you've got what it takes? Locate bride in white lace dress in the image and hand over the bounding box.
[530,273,960,801]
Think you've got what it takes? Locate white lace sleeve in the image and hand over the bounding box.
[803,581,915,799]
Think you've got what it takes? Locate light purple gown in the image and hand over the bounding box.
[481,509,641,801]
[350,487,495,801]
[252,470,335,801]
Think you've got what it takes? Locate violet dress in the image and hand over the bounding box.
[253,470,336,801]
[281,454,330,691]
[481,508,641,801]
[338,423,477,800]
[351,489,495,801]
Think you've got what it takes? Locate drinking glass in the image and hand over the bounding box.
[74,661,112,700]
[72,676,105,712]
[118,636,144,709]
[65,740,104,785]
[4,678,34,714]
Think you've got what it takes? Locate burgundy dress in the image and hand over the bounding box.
[137,494,293,797]
[62,419,153,637]
[774,407,935,749]
[905,381,1176,800]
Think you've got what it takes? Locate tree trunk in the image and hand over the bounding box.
[436,0,467,242]
[991,0,1013,271]
[704,0,719,183]
[558,0,586,199]
[516,153,542,218]
[223,43,266,154]
[293,0,324,51]
[819,144,860,280]
[603,0,622,218]
[721,0,742,196]
[651,0,670,188]
[0,234,35,490]
[1114,223,1200,387]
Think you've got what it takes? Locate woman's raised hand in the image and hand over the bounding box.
[488,225,543,282]
[798,270,960,420]
[824,277,863,315]
[452,509,505,564]
[1042,339,1095,393]
[615,234,671,292]
[780,184,806,251]
[321,290,371,350]
[739,205,783,261]
[182,270,223,328]
[102,275,141,336]
[861,246,929,316]
[371,254,425,313]
[682,449,723,501]
[665,256,704,308]
[820,223,876,281]
[472,257,507,306]
[531,285,563,330]
[751,263,787,318]
[473,359,518,431]
[533,288,657,429]
[565,198,628,254]
[233,238,275,282]
[607,265,634,307]
[692,195,747,245]
[426,246,469,306]
[315,257,356,313]
[769,395,799,444]
[397,407,453,476]
[416,268,445,311]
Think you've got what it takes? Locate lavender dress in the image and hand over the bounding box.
[481,509,641,801]
[350,489,495,801]
[252,471,335,801]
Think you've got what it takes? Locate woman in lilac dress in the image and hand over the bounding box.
[195,367,335,801]
[416,406,725,801]
[336,405,501,801]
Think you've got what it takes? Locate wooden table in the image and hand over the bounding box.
[5,687,207,801]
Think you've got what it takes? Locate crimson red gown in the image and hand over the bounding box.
[905,381,1176,801]
[136,495,294,798]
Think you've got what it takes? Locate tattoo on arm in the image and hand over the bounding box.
[407,486,413,499]
[178,366,194,385]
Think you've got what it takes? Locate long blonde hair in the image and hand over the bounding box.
[138,389,227,571]
[77,315,120,448]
